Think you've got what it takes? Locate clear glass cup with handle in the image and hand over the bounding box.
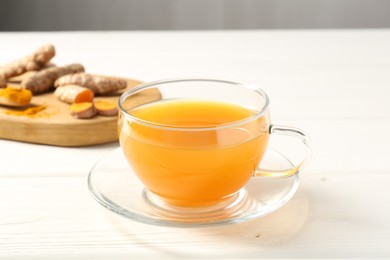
[117,78,311,216]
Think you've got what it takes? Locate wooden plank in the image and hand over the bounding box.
[0,78,160,146]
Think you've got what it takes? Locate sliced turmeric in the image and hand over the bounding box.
[54,85,94,104]
[94,100,118,116]
[0,87,32,107]
[0,44,55,88]
[69,102,97,119]
[54,73,127,95]
[21,63,85,94]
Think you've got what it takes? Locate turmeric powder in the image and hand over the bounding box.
[4,105,47,117]
[0,87,32,106]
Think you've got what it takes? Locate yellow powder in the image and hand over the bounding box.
[0,87,32,105]
[5,105,47,118]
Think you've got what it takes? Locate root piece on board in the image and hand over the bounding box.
[69,102,97,119]
[21,63,85,94]
[94,100,118,116]
[0,44,55,88]
[54,85,94,104]
[8,63,56,83]
[0,77,6,89]
[54,73,127,95]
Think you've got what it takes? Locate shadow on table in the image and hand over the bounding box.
[105,189,310,256]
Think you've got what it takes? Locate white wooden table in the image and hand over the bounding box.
[1,30,390,259]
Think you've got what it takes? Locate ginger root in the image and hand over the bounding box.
[54,85,94,104]
[69,102,97,119]
[94,100,118,116]
[0,44,55,88]
[54,73,127,95]
[0,87,32,107]
[21,63,85,94]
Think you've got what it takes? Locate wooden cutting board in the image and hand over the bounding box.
[0,78,161,147]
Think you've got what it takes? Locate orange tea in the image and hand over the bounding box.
[119,100,269,207]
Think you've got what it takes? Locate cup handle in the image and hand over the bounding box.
[254,124,312,178]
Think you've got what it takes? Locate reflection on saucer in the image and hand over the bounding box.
[88,147,300,227]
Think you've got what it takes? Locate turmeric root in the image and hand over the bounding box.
[0,87,32,107]
[7,71,37,83]
[54,73,127,95]
[0,44,55,88]
[94,100,118,116]
[8,63,56,83]
[69,102,97,119]
[21,63,85,94]
[0,77,6,89]
[54,85,94,104]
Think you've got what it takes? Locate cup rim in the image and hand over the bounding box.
[118,78,269,131]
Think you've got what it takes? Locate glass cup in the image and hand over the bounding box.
[118,78,311,211]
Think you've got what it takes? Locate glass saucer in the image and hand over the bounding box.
[88,147,299,228]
